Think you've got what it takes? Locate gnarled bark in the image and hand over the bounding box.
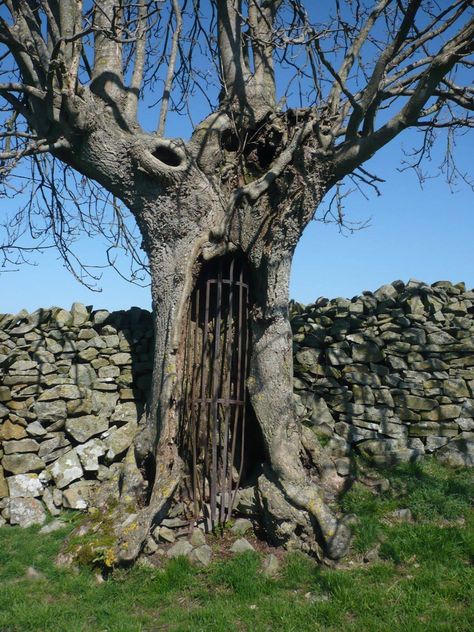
[94,123,353,565]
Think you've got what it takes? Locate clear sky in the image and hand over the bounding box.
[0,0,472,315]
[1,123,472,315]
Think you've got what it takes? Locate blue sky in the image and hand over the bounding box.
[0,2,472,314]
[1,123,472,315]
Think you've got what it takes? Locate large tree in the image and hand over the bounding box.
[1,1,473,564]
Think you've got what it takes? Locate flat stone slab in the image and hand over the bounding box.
[230,538,255,554]
[166,541,193,559]
[9,497,46,527]
[38,385,84,401]
[49,450,83,489]
[2,453,46,475]
[33,400,67,425]
[7,473,44,498]
[65,415,108,443]
[75,439,106,472]
[3,438,40,455]
[0,421,27,441]
[104,421,138,459]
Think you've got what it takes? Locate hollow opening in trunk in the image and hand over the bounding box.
[179,252,264,530]
[152,144,183,166]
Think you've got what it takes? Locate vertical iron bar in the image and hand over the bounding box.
[228,264,246,514]
[210,260,223,528]
[233,283,249,513]
[190,287,200,522]
[200,276,212,516]
[220,258,234,525]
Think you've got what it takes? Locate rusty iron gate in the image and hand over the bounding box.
[182,254,250,531]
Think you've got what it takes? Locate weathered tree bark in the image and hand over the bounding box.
[80,108,352,565]
[46,91,345,566]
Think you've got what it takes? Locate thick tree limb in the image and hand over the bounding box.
[216,0,249,106]
[125,0,147,122]
[157,0,182,136]
[91,0,125,106]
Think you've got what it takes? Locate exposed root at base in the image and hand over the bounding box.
[256,467,352,561]
[57,447,351,570]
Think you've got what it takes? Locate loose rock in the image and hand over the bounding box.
[230,538,255,554]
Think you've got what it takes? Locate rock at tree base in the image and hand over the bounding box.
[9,497,46,527]
[189,545,212,566]
[262,554,280,577]
[230,518,253,535]
[166,541,193,559]
[230,538,255,554]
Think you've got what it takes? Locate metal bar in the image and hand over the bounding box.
[228,263,246,515]
[206,279,249,289]
[194,398,245,405]
[220,257,234,525]
[200,275,212,515]
[210,259,223,528]
[190,287,200,522]
[234,284,250,504]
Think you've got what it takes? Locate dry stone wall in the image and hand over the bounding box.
[0,279,473,528]
[0,304,152,527]
[292,279,474,474]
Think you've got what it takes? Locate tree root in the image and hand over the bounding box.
[113,449,183,565]
[256,463,352,561]
[57,446,182,569]
[58,432,350,570]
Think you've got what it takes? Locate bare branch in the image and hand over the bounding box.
[157,0,182,136]
[327,0,392,116]
[216,0,250,107]
[125,0,148,122]
[0,137,70,162]
[345,0,423,139]
[333,14,474,179]
[0,82,46,99]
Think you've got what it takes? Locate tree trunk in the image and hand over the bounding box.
[248,251,351,559]
[108,191,351,565]
[50,104,350,566]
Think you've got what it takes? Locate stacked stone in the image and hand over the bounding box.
[1,279,473,528]
[0,303,152,527]
[292,280,474,473]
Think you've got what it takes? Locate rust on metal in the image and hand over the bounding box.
[182,254,250,531]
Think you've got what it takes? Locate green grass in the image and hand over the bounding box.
[0,458,473,632]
